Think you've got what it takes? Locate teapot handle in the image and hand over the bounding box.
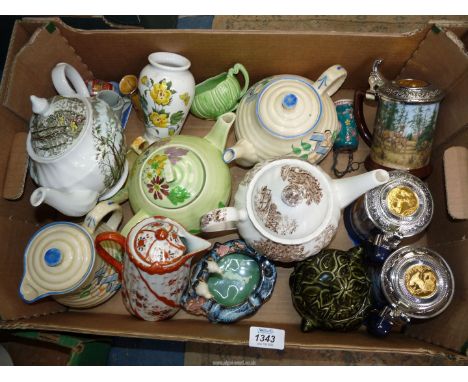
[315,64,347,97]
[228,63,250,98]
[83,201,123,235]
[200,207,245,233]
[51,63,90,97]
[95,232,126,276]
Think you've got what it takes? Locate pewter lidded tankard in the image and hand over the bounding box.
[354,59,444,178]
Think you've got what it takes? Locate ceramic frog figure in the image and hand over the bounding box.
[289,246,372,332]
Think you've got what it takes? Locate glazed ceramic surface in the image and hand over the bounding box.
[19,201,123,308]
[223,65,347,167]
[290,246,372,332]
[138,52,195,142]
[95,216,211,321]
[201,157,390,262]
[28,63,128,217]
[122,112,235,235]
[190,63,249,120]
[181,240,276,323]
[345,170,433,254]
[355,59,444,178]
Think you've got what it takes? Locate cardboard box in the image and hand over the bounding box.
[0,18,467,359]
[0,330,111,365]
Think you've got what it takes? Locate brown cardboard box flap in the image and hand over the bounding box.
[2,23,94,121]
[2,132,29,200]
[1,312,458,356]
[399,27,468,149]
[443,146,468,220]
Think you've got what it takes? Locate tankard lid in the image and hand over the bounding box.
[364,171,433,238]
[20,222,94,302]
[380,246,454,319]
[377,78,444,103]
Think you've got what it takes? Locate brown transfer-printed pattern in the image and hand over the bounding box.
[200,208,228,228]
[252,238,310,263]
[280,165,323,206]
[311,224,337,253]
[254,185,298,236]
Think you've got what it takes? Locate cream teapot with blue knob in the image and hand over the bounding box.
[19,201,124,308]
[223,65,347,167]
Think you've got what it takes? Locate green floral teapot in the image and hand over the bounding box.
[117,112,236,235]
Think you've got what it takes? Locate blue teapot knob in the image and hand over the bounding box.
[44,248,62,267]
[282,93,298,110]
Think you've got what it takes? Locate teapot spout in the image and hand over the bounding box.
[223,138,258,167]
[31,187,100,217]
[19,278,44,303]
[177,227,211,258]
[204,112,236,153]
[332,169,390,209]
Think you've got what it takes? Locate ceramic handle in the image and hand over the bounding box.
[95,232,126,276]
[228,63,250,98]
[200,207,245,233]
[51,63,90,97]
[315,64,347,97]
[130,136,149,155]
[83,201,123,234]
[354,89,374,147]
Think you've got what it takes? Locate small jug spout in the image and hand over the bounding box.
[30,187,100,217]
[19,279,44,303]
[178,228,211,257]
[204,112,236,153]
[223,138,259,167]
[332,169,390,209]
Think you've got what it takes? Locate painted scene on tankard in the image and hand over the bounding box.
[371,100,439,170]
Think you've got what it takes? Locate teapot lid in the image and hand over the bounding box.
[140,144,205,209]
[256,77,323,139]
[20,222,94,302]
[29,96,90,160]
[126,216,187,271]
[380,246,454,319]
[246,158,331,244]
[364,171,433,238]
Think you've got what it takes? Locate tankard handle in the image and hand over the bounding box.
[228,63,250,98]
[95,232,126,276]
[354,89,375,147]
[51,63,91,97]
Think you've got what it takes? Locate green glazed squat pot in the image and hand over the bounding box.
[290,246,372,332]
[190,63,249,120]
[120,112,236,236]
